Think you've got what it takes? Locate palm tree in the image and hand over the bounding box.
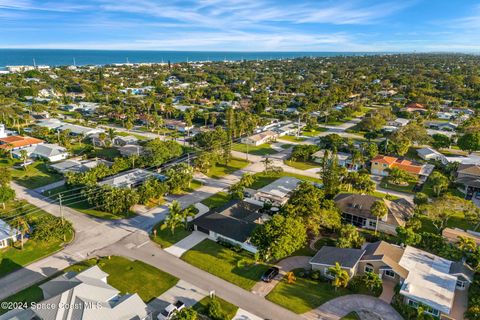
[457,236,477,255]
[362,271,382,291]
[107,128,116,141]
[328,262,350,291]
[239,173,255,188]
[203,112,209,127]
[180,206,196,230]
[370,200,388,235]
[13,217,29,250]
[164,201,183,235]
[261,157,274,173]
[19,149,29,171]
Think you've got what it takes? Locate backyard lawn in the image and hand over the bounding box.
[232,143,278,156]
[92,147,121,161]
[278,135,306,142]
[43,185,131,219]
[151,224,192,248]
[266,268,350,314]
[250,172,322,189]
[0,159,63,189]
[0,204,74,277]
[302,128,328,137]
[205,158,250,179]
[284,159,320,170]
[193,296,238,320]
[200,192,231,209]
[181,239,269,290]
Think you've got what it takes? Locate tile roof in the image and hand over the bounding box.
[0,136,44,149]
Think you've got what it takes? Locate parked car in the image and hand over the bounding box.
[261,267,279,282]
[157,301,185,320]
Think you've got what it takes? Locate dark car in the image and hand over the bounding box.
[261,267,279,282]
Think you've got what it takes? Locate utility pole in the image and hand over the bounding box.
[59,194,66,242]
[245,142,249,161]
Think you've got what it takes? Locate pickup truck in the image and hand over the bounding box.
[157,300,185,320]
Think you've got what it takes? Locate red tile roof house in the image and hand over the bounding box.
[401,102,428,114]
[371,155,434,182]
[0,135,44,151]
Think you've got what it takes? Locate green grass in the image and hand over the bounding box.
[421,173,465,199]
[284,159,320,170]
[205,158,250,179]
[380,177,416,194]
[302,127,328,137]
[181,239,269,290]
[232,143,278,156]
[170,180,203,195]
[266,268,350,314]
[151,224,192,248]
[0,159,63,189]
[116,131,148,140]
[418,211,472,234]
[43,185,131,219]
[250,172,322,190]
[291,245,316,257]
[193,296,238,320]
[278,135,306,143]
[280,144,293,149]
[0,256,178,313]
[341,312,360,320]
[92,147,121,161]
[0,203,74,277]
[200,192,231,209]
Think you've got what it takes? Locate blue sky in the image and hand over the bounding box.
[1,0,480,51]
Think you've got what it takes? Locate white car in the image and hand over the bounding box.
[157,301,185,320]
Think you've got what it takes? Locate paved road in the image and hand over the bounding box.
[98,232,303,320]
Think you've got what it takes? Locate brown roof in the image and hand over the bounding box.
[0,136,44,149]
[458,164,480,177]
[362,241,409,278]
[334,194,413,227]
[442,228,480,246]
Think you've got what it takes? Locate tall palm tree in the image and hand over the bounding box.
[370,200,388,235]
[19,149,29,171]
[362,271,382,291]
[13,217,30,250]
[164,201,183,235]
[328,262,350,291]
[457,236,477,255]
[180,206,196,230]
[239,173,255,188]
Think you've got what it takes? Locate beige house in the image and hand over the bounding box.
[334,194,414,235]
[240,130,278,146]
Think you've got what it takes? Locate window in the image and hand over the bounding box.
[456,280,466,289]
[383,164,387,167]
[368,220,377,228]
[364,264,374,273]
[374,162,378,165]
[408,299,419,308]
[384,270,395,278]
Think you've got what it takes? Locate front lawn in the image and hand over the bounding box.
[342,312,360,320]
[92,147,121,161]
[232,143,278,156]
[206,158,250,179]
[266,268,350,314]
[151,224,192,248]
[0,159,63,189]
[43,185,131,220]
[66,256,179,302]
[250,172,322,190]
[200,192,231,209]
[302,128,328,137]
[380,177,416,194]
[278,135,306,143]
[193,296,238,320]
[181,239,269,290]
[0,203,74,278]
[284,159,320,170]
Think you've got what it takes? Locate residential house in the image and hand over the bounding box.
[118,144,145,157]
[98,168,166,188]
[113,135,139,147]
[387,118,410,128]
[0,266,150,320]
[12,143,68,162]
[0,135,44,151]
[164,119,193,133]
[251,177,301,206]
[240,130,278,146]
[401,103,427,114]
[50,158,112,174]
[310,241,474,318]
[426,121,458,132]
[442,228,480,246]
[193,200,267,253]
[371,155,434,181]
[0,219,20,249]
[455,164,480,196]
[312,150,362,171]
[334,194,414,235]
[437,112,454,120]
[416,148,448,164]
[57,123,105,137]
[310,246,365,278]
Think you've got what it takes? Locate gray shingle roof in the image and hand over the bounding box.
[310,246,365,268]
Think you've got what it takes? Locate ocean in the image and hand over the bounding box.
[0,49,382,69]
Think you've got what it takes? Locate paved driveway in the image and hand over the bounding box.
[164,231,208,257]
[233,308,263,320]
[148,279,207,315]
[304,294,403,320]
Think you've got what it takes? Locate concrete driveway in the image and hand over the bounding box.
[304,294,403,320]
[164,231,208,257]
[148,280,207,314]
[233,308,263,320]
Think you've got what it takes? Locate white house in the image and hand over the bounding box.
[12,143,69,162]
[0,219,20,249]
[252,177,301,206]
[387,118,410,127]
[416,148,448,164]
[240,130,278,146]
[98,168,166,188]
[0,266,150,320]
